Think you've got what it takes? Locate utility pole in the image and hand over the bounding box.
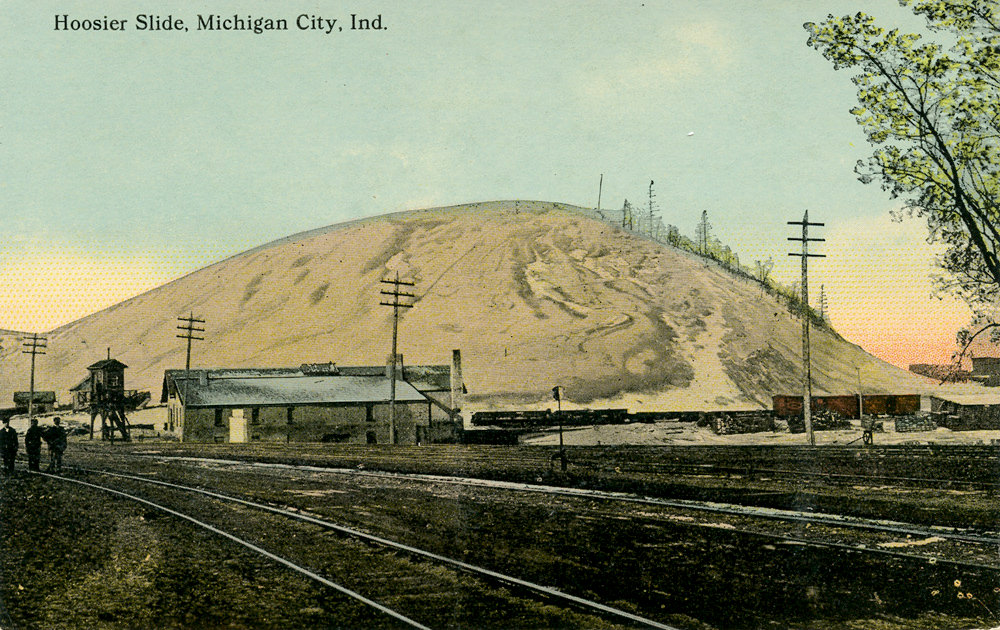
[21,334,47,421]
[552,385,566,471]
[380,272,414,444]
[176,312,205,436]
[648,180,656,236]
[788,210,825,446]
[857,365,864,418]
[597,173,603,210]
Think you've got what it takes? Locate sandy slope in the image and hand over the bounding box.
[0,201,968,412]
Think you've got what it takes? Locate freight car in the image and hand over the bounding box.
[773,394,919,420]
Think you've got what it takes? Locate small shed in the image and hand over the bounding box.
[13,391,56,414]
[70,376,91,412]
[929,394,1000,430]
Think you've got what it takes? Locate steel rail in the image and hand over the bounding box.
[144,456,1000,548]
[36,473,431,630]
[119,444,1000,487]
[73,445,1000,489]
[72,466,683,630]
[574,460,1000,490]
[79,463,1000,578]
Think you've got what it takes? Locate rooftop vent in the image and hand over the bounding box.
[300,362,339,376]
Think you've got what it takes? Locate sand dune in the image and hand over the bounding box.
[0,201,944,412]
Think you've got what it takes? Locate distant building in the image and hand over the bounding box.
[908,363,970,383]
[970,356,1000,387]
[70,376,91,412]
[12,391,57,414]
[929,393,1000,430]
[160,351,465,445]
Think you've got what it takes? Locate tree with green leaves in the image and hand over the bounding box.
[805,1,1000,353]
[755,257,775,286]
[696,210,711,255]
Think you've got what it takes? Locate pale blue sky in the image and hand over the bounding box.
[0,1,969,364]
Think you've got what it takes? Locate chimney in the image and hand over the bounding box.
[385,353,402,379]
[198,370,207,387]
[450,349,464,413]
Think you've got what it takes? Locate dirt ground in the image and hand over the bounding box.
[4,446,999,630]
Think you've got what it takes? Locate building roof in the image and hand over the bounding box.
[88,358,128,371]
[162,368,428,408]
[70,376,92,392]
[930,393,1000,407]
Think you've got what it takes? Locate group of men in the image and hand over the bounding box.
[0,416,67,475]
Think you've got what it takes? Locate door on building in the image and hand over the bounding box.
[229,409,248,443]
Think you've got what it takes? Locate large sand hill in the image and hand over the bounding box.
[0,201,971,413]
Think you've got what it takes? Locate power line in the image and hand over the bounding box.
[648,180,657,235]
[380,273,415,445]
[21,334,47,421]
[176,312,206,436]
[177,312,206,370]
[788,210,825,446]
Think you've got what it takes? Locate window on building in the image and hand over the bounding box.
[214,409,224,428]
[366,405,374,423]
[251,408,260,426]
[287,407,294,425]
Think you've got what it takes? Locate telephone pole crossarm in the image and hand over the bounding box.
[21,334,48,421]
[787,210,825,447]
[175,313,206,437]
[380,273,416,445]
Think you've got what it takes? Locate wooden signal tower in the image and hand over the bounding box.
[88,352,130,442]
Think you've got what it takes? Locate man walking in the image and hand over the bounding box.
[44,417,67,473]
[0,418,18,475]
[25,418,43,472]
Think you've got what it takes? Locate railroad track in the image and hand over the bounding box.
[567,445,1000,489]
[18,452,1000,629]
[80,457,1000,569]
[38,468,680,630]
[104,442,1000,490]
[570,459,1000,490]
